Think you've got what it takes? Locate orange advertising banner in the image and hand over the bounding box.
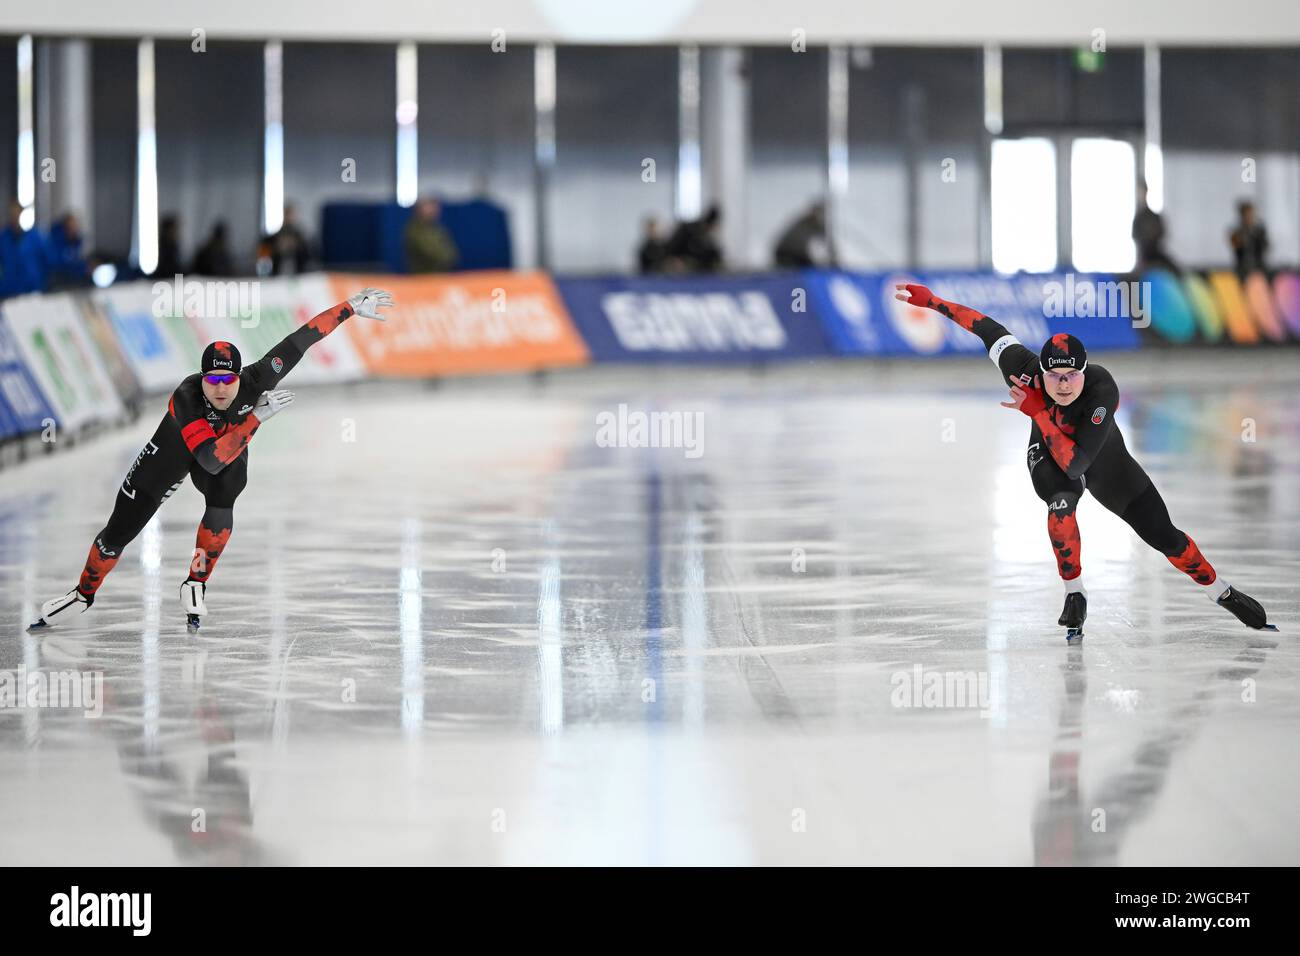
[328,271,590,376]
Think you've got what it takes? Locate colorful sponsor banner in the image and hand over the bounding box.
[92,281,198,391]
[807,270,1142,357]
[0,293,124,431]
[1274,272,1300,338]
[1141,269,1300,344]
[1207,271,1260,344]
[332,271,589,376]
[556,274,832,362]
[1144,270,1200,343]
[1180,272,1225,343]
[1243,272,1288,342]
[0,312,56,438]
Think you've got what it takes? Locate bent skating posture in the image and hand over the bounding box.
[30,288,394,632]
[895,283,1275,641]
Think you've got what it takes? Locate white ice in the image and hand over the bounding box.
[1,352,1298,865]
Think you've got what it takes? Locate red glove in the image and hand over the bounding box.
[1001,374,1048,418]
[893,283,935,308]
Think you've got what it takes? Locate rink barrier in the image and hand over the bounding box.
[328,271,589,376]
[0,312,58,446]
[803,269,1143,357]
[0,293,125,436]
[2,266,1299,456]
[555,273,834,362]
[1141,268,1300,344]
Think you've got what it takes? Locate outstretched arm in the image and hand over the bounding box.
[895,283,1035,379]
[242,288,394,391]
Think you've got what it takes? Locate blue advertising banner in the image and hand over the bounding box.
[805,270,1143,357]
[0,313,58,437]
[557,274,834,362]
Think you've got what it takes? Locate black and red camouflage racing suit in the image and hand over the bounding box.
[75,301,356,597]
[907,287,1216,588]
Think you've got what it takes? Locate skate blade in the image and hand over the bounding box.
[26,619,51,632]
[1065,628,1084,645]
[1255,623,1280,631]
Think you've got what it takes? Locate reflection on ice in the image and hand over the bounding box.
[1,354,1296,864]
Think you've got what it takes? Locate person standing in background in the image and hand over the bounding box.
[191,221,235,277]
[267,204,312,276]
[45,212,89,289]
[666,204,724,274]
[1228,200,1269,277]
[637,216,670,274]
[1131,184,1180,275]
[773,201,837,269]
[404,198,459,274]
[0,198,48,297]
[154,214,185,278]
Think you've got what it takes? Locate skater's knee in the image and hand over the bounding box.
[203,485,244,510]
[1043,490,1080,516]
[1031,469,1083,506]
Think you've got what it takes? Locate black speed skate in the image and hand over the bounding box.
[1215,586,1278,631]
[1059,591,1087,644]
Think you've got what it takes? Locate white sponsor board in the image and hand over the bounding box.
[165,276,363,385]
[249,275,366,384]
[93,282,198,392]
[1,293,124,431]
[99,276,364,388]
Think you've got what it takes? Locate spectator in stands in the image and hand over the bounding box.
[191,220,235,276]
[44,211,89,289]
[637,216,670,274]
[666,204,724,274]
[1229,200,1269,277]
[0,199,47,297]
[267,203,312,275]
[773,200,837,269]
[404,197,459,273]
[1132,183,1178,275]
[154,214,184,278]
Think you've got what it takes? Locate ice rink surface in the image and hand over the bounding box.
[2,352,1298,866]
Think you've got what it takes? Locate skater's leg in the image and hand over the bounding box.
[1115,483,1217,587]
[187,452,246,584]
[77,488,161,597]
[1112,481,1271,628]
[1030,456,1085,584]
[189,506,234,583]
[181,454,247,628]
[1029,453,1088,637]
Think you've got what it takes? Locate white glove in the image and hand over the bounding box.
[253,388,295,423]
[347,287,395,321]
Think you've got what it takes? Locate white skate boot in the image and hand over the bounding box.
[28,588,94,631]
[181,579,207,632]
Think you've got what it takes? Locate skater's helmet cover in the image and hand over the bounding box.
[201,340,242,375]
[1039,333,1086,374]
